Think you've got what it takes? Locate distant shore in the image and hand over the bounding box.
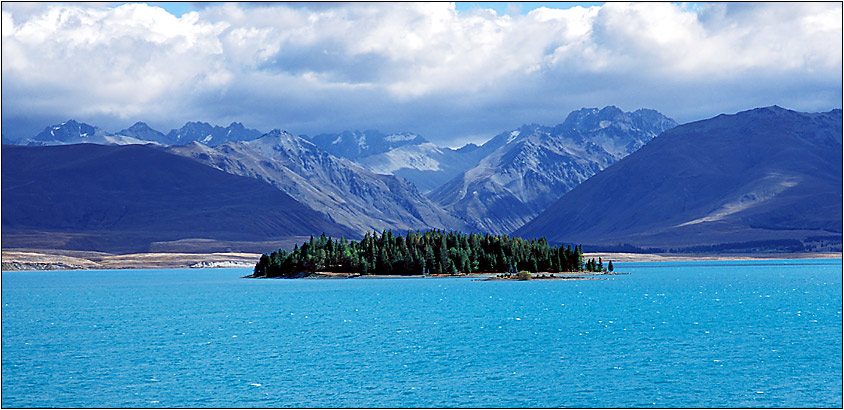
[1,249,261,271]
[1,249,840,272]
[584,251,842,263]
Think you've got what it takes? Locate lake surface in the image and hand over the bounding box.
[2,260,841,408]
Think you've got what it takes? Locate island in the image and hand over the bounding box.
[249,229,616,278]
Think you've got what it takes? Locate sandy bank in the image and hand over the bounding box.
[2,249,261,271]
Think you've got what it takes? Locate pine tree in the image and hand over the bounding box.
[252,229,593,277]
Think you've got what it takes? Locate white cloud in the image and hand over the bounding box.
[2,2,841,143]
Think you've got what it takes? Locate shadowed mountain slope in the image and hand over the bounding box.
[515,106,843,252]
[2,144,353,253]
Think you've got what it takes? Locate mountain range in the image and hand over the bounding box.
[428,107,677,234]
[24,120,263,147]
[167,130,470,236]
[515,106,843,252]
[3,105,840,254]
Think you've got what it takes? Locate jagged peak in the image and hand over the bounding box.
[597,105,624,117]
[263,128,294,138]
[255,129,309,148]
[182,120,212,127]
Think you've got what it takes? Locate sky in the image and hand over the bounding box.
[2,2,841,147]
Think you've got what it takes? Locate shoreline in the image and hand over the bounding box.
[1,249,261,271]
[584,251,842,263]
[2,249,840,272]
[244,270,631,280]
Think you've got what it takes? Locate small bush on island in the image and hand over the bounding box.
[517,271,532,281]
[252,230,592,278]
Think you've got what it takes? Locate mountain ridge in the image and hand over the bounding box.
[1,143,354,253]
[514,106,842,252]
[167,129,473,236]
[429,106,678,234]
[18,120,264,147]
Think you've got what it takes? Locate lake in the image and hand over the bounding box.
[2,260,841,407]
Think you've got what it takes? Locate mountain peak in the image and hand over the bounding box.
[122,121,159,134]
[263,128,293,138]
[31,119,103,144]
[165,121,262,146]
[597,105,624,117]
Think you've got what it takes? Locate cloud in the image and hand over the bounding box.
[2,2,841,144]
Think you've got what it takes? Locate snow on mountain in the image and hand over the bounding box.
[306,130,428,159]
[165,121,262,146]
[355,142,491,193]
[360,142,445,173]
[102,135,161,146]
[27,120,112,146]
[429,106,678,234]
[19,120,262,147]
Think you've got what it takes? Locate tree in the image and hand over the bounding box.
[607,260,614,272]
[251,229,592,277]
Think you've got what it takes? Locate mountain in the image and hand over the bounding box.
[515,106,843,252]
[164,121,262,146]
[115,121,167,143]
[355,142,492,193]
[27,120,155,146]
[168,130,472,236]
[17,120,263,147]
[429,106,678,234]
[305,130,428,159]
[1,144,353,253]
[306,129,493,193]
[29,119,107,144]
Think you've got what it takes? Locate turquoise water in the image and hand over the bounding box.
[2,260,841,407]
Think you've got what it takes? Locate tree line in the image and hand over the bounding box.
[252,230,609,278]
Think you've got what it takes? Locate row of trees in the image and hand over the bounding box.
[584,257,614,272]
[252,230,610,278]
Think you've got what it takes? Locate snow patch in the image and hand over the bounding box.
[202,135,213,143]
[506,130,520,144]
[104,135,161,146]
[359,143,443,173]
[599,120,612,129]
